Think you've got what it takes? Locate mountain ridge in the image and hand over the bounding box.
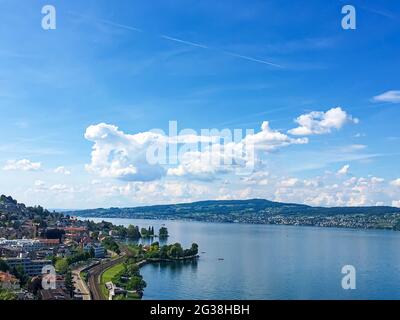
[67,198,400,218]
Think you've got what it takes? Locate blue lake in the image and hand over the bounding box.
[79,217,400,300]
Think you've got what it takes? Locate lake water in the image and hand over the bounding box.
[78,217,400,300]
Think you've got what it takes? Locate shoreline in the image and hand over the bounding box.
[97,254,199,300]
[76,215,400,234]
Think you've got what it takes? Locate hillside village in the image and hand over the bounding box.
[0,195,165,300]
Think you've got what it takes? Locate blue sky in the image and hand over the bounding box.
[0,0,399,208]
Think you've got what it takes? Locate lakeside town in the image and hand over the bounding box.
[2,193,400,300]
[74,199,400,231]
[0,195,199,300]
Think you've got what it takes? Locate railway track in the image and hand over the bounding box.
[87,256,126,300]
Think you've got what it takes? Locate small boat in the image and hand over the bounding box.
[218,258,224,261]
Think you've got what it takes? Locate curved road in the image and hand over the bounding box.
[72,267,91,300]
[87,256,126,300]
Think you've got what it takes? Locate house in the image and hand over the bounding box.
[39,239,60,247]
[63,227,88,242]
[105,282,126,300]
[83,243,105,258]
[0,271,20,290]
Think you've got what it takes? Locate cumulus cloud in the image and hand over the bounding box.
[288,107,358,136]
[54,166,71,175]
[272,173,395,207]
[84,123,166,181]
[393,200,400,208]
[3,159,41,171]
[337,164,350,175]
[34,180,46,190]
[241,171,269,185]
[34,180,45,186]
[49,184,72,192]
[279,178,301,187]
[373,90,400,103]
[390,178,400,187]
[85,121,308,182]
[167,121,307,180]
[244,121,308,150]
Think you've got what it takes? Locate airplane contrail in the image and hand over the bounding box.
[222,51,283,68]
[160,35,209,49]
[68,12,283,68]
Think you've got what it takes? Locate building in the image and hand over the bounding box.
[55,275,65,290]
[83,243,105,258]
[39,239,60,247]
[0,238,43,252]
[0,271,20,290]
[3,257,52,276]
[63,227,88,242]
[105,282,126,300]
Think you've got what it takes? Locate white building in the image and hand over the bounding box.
[0,238,43,252]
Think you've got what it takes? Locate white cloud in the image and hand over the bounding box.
[279,178,300,187]
[373,90,400,103]
[168,121,307,180]
[49,184,74,193]
[3,159,41,171]
[273,174,397,207]
[371,177,384,184]
[34,180,46,188]
[54,166,71,175]
[84,123,166,181]
[35,180,45,187]
[337,164,350,175]
[392,200,400,208]
[390,178,400,187]
[288,107,358,136]
[241,171,269,185]
[86,121,308,182]
[244,121,308,151]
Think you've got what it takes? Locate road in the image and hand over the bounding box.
[87,256,126,300]
[71,267,91,301]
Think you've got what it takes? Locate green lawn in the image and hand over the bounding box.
[100,263,125,299]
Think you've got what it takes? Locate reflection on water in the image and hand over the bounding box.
[123,237,168,247]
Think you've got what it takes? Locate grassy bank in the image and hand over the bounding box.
[99,263,125,299]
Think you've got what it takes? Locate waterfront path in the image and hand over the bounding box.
[71,266,91,301]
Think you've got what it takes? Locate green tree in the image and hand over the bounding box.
[127,225,141,239]
[125,276,146,292]
[27,277,42,295]
[11,265,28,286]
[190,243,199,256]
[0,259,9,272]
[55,258,69,274]
[141,227,149,238]
[0,289,17,300]
[168,243,183,258]
[159,227,169,238]
[65,271,74,297]
[159,245,169,259]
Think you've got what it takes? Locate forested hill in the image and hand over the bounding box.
[68,199,400,219]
